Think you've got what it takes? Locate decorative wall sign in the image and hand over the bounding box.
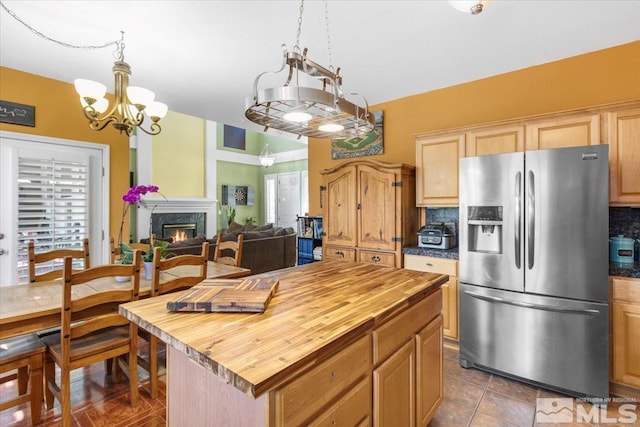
[221,185,254,206]
[0,100,35,127]
[223,124,246,150]
[331,110,383,159]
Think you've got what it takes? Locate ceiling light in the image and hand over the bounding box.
[75,32,168,136]
[283,111,313,123]
[259,142,275,168]
[245,0,376,140]
[318,123,344,132]
[448,1,490,15]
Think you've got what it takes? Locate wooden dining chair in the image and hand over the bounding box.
[28,238,90,282]
[0,333,46,425]
[138,241,209,399]
[41,250,142,427]
[213,232,244,267]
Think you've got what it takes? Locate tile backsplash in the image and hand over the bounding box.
[610,207,640,261]
[426,207,459,225]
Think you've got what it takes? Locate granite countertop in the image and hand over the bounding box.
[403,246,640,279]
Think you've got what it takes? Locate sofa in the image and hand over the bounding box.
[149,222,297,275]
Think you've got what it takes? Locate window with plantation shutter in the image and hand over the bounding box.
[1,133,107,286]
[16,157,89,282]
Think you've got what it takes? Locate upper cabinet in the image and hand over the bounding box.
[414,101,640,207]
[608,107,640,206]
[416,134,465,207]
[526,113,601,150]
[466,125,524,157]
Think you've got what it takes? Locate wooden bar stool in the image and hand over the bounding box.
[0,333,45,425]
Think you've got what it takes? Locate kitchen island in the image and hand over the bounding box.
[119,259,447,426]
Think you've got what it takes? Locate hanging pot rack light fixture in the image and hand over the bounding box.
[244,0,376,140]
[448,0,490,15]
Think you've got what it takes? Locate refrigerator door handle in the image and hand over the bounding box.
[515,172,521,269]
[527,170,535,270]
[463,291,601,315]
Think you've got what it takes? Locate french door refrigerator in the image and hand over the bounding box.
[459,144,609,400]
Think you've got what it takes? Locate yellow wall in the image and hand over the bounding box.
[151,110,205,197]
[307,41,640,215]
[0,66,130,243]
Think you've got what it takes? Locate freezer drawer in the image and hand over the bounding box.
[459,283,609,399]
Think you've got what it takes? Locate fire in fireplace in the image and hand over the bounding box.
[151,212,206,241]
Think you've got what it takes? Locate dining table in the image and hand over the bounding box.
[0,261,250,340]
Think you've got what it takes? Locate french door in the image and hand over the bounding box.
[0,132,108,285]
[264,171,306,229]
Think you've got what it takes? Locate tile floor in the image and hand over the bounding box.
[1,344,637,426]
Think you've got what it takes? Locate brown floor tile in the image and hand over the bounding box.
[429,397,475,427]
[445,374,486,408]
[476,390,535,427]
[471,411,519,427]
[488,374,539,405]
[446,360,492,388]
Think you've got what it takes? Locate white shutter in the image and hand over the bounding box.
[17,156,89,282]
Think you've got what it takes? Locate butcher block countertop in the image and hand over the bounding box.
[119,259,447,398]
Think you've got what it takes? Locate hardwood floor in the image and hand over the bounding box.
[1,343,635,426]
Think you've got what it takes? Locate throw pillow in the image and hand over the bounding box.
[241,229,275,240]
[227,221,244,232]
[244,223,258,231]
[169,235,206,248]
[254,223,274,232]
[221,231,240,242]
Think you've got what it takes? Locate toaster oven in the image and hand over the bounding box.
[418,222,457,249]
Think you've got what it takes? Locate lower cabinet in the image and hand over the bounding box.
[404,254,459,340]
[372,288,443,427]
[610,276,640,391]
[273,287,443,427]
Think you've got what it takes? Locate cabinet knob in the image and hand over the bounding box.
[372,255,381,263]
[335,251,344,257]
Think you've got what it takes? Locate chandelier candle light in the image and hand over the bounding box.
[244,0,376,140]
[74,32,168,135]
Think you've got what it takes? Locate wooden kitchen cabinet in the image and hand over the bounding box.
[321,159,418,267]
[608,107,640,205]
[415,134,465,206]
[404,254,459,340]
[525,113,600,151]
[466,125,525,156]
[372,288,443,427]
[610,276,640,391]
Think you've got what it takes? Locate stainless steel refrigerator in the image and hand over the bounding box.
[459,145,609,400]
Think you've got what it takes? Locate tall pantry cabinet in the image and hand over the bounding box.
[321,160,418,268]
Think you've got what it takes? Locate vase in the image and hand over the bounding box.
[144,261,154,280]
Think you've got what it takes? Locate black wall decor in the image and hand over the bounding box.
[221,185,254,206]
[0,100,35,127]
[223,124,246,150]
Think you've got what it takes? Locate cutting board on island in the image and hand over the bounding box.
[166,277,279,313]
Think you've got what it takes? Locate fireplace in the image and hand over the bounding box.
[151,212,206,241]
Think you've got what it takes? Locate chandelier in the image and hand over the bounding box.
[74,32,168,136]
[448,1,490,15]
[259,142,275,168]
[244,0,376,140]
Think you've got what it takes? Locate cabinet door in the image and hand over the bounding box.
[608,108,640,205]
[373,340,415,427]
[416,315,443,427]
[466,125,524,157]
[441,277,459,340]
[323,165,357,247]
[612,300,640,388]
[416,134,465,206]
[358,165,397,251]
[525,113,600,150]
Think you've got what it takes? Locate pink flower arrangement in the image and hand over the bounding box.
[117,185,160,263]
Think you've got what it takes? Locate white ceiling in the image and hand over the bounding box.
[1,1,639,137]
